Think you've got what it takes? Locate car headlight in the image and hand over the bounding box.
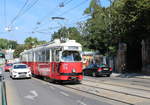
[13,71,17,73]
[72,69,76,73]
[28,71,31,73]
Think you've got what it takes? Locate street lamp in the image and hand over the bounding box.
[51,17,65,20]
[51,17,68,41]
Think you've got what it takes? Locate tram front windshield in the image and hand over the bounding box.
[61,51,81,62]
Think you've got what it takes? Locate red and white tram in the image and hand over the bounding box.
[20,39,83,82]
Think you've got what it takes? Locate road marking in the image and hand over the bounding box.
[60,91,69,97]
[50,86,55,90]
[24,90,38,100]
[77,100,87,105]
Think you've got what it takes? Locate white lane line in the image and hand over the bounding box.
[50,86,55,90]
[24,90,38,100]
[60,91,69,97]
[77,100,87,105]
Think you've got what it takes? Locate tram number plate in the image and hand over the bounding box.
[71,77,77,79]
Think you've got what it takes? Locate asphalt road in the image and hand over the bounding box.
[3,72,128,105]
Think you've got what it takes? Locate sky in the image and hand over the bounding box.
[0,0,110,44]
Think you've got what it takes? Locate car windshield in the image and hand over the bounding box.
[61,51,81,62]
[14,65,27,69]
[6,63,13,66]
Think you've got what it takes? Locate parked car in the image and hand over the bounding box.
[10,63,32,79]
[83,64,112,77]
[0,67,3,80]
[4,63,13,72]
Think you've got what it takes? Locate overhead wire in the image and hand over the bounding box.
[37,0,74,25]
[68,15,90,25]
[3,0,7,26]
[18,0,40,18]
[9,0,29,25]
[31,0,74,35]
[63,0,74,5]
[58,0,88,17]
[9,0,40,26]
[31,0,89,36]
[39,0,88,27]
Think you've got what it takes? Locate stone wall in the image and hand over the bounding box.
[141,39,150,74]
[115,43,127,73]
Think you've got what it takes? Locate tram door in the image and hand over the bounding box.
[51,49,60,79]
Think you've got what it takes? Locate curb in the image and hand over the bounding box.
[111,73,150,79]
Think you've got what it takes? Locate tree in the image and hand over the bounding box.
[0,38,18,49]
[13,44,26,58]
[84,0,115,54]
[8,40,18,49]
[24,37,39,49]
[51,27,82,43]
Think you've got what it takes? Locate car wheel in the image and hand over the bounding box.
[83,72,87,76]
[92,72,96,77]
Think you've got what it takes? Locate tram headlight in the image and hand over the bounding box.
[72,69,76,73]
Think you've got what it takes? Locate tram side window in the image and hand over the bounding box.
[41,50,46,62]
[28,53,33,62]
[52,50,55,61]
[25,54,28,62]
[35,51,41,62]
[52,50,59,62]
[46,49,50,62]
[38,51,43,62]
[55,50,59,62]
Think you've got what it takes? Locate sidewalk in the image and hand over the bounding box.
[111,72,150,79]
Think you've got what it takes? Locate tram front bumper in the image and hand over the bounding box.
[59,73,83,81]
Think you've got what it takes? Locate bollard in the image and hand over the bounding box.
[1,81,7,105]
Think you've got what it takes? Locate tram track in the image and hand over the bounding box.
[33,77,132,105]
[64,82,150,105]
[81,82,150,99]
[83,78,150,92]
[63,85,134,105]
[64,83,149,105]
[32,77,150,105]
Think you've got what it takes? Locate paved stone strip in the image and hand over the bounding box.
[66,83,150,105]
[84,77,150,91]
[83,81,150,99]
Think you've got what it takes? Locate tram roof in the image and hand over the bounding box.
[21,39,82,54]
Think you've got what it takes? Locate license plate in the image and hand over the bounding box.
[103,68,108,70]
[19,74,26,77]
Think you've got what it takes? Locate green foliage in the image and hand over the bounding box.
[13,37,47,57]
[0,38,17,49]
[13,44,26,58]
[81,0,150,55]
[24,37,39,49]
[51,27,82,43]
[24,37,47,49]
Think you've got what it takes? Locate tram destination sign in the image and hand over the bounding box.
[68,46,78,50]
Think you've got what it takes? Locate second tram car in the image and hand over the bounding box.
[20,39,83,82]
